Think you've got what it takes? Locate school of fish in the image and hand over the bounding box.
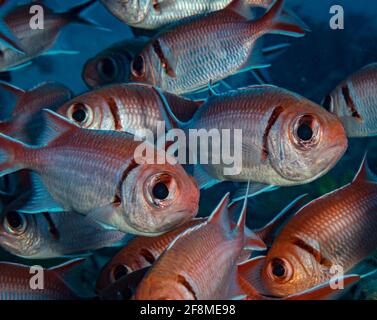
[0,0,375,301]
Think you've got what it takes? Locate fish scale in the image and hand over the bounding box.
[177,86,347,186]
[255,160,377,297]
[0,110,199,234]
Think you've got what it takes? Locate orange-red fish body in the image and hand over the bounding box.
[56,83,202,135]
[255,158,377,297]
[0,110,199,235]
[0,1,96,72]
[130,0,305,94]
[96,218,207,292]
[134,193,260,300]
[0,260,82,300]
[324,63,377,137]
[176,85,347,186]
[83,39,147,89]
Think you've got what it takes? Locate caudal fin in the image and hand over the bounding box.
[257,0,306,38]
[0,133,28,176]
[63,0,107,30]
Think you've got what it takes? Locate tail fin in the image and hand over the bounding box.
[257,0,306,38]
[63,0,106,30]
[0,133,28,176]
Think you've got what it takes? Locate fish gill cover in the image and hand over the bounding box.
[0,0,375,301]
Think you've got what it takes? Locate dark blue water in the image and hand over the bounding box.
[0,0,376,300]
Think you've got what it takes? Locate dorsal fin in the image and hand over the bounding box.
[38,109,79,146]
[254,194,309,246]
[208,193,231,229]
[49,258,86,274]
[0,81,25,99]
[352,152,377,184]
[233,180,250,235]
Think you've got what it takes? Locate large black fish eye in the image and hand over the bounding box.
[98,57,117,80]
[68,103,92,125]
[111,265,130,282]
[271,258,286,277]
[131,55,145,77]
[152,182,169,200]
[297,122,313,141]
[4,211,27,234]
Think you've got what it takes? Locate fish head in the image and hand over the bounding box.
[0,210,41,257]
[101,0,150,25]
[135,275,197,300]
[267,98,347,184]
[57,93,116,131]
[121,159,199,234]
[260,240,320,297]
[83,49,135,88]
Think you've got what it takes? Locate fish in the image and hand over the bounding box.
[157,84,348,189]
[134,191,266,300]
[56,83,203,136]
[129,0,306,94]
[96,218,207,292]
[0,81,73,143]
[240,155,377,298]
[0,258,86,300]
[97,193,307,292]
[83,39,148,89]
[100,0,308,31]
[0,0,100,72]
[0,109,199,235]
[0,192,127,259]
[323,63,377,137]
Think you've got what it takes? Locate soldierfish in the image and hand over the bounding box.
[0,259,85,300]
[0,110,199,235]
[157,85,348,189]
[0,81,72,143]
[129,0,306,94]
[83,39,147,89]
[0,1,99,72]
[323,63,377,137]
[100,0,308,31]
[0,193,127,259]
[241,155,377,298]
[97,194,307,292]
[134,193,252,299]
[56,83,203,136]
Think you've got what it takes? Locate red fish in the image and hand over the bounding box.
[134,192,265,300]
[240,155,377,298]
[0,81,72,143]
[0,259,86,300]
[0,110,199,235]
[0,1,100,72]
[130,0,306,94]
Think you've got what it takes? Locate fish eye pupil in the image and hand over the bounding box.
[6,211,23,230]
[112,265,129,281]
[271,258,286,278]
[152,182,169,200]
[132,55,144,76]
[99,57,116,78]
[72,105,87,123]
[297,123,313,141]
